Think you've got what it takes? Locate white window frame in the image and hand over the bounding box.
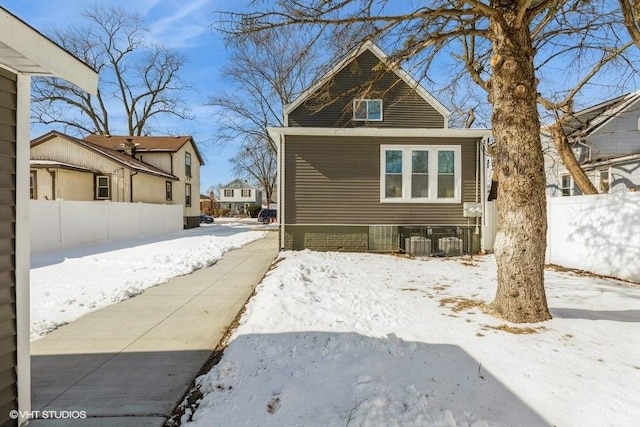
[354,99,383,121]
[241,189,251,197]
[223,188,233,197]
[560,173,573,196]
[380,145,462,203]
[96,175,110,200]
[185,183,192,207]
[30,170,36,200]
[597,168,610,193]
[185,152,192,177]
[165,181,173,201]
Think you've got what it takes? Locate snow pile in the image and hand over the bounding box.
[186,251,640,427]
[31,227,266,340]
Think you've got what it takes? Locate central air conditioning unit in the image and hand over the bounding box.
[405,236,431,255]
[438,236,463,256]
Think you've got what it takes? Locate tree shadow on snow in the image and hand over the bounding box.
[188,332,550,427]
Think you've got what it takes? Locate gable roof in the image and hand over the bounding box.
[562,91,640,139]
[84,134,205,165]
[284,40,451,122]
[31,131,179,180]
[0,7,97,93]
[222,179,256,189]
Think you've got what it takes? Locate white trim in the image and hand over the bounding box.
[16,73,31,425]
[96,175,110,199]
[559,173,573,196]
[278,133,285,248]
[0,7,98,94]
[267,127,492,140]
[353,99,383,121]
[284,40,450,122]
[380,144,462,204]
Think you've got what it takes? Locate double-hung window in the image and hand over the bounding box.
[185,152,192,177]
[597,169,609,193]
[560,174,572,196]
[30,171,37,199]
[241,189,251,197]
[380,145,461,203]
[224,189,233,197]
[185,183,192,207]
[354,99,383,121]
[166,181,173,201]
[96,176,110,200]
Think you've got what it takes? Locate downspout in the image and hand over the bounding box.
[46,168,56,200]
[130,170,138,202]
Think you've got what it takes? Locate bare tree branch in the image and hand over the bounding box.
[31,5,190,137]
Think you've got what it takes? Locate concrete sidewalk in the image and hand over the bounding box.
[29,232,279,426]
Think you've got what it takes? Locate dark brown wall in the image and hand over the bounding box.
[284,135,480,225]
[0,67,18,426]
[288,50,445,128]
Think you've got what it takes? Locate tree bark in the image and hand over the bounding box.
[549,123,598,195]
[489,4,551,323]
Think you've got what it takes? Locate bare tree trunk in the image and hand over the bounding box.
[490,5,551,323]
[549,123,598,195]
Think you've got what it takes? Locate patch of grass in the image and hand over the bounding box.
[546,264,639,285]
[439,297,487,313]
[401,287,428,294]
[485,324,547,335]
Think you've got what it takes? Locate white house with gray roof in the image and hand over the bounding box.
[218,179,262,215]
[545,91,640,196]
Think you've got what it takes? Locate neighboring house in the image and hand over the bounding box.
[0,6,98,425]
[200,192,218,214]
[31,132,204,228]
[545,91,640,196]
[218,179,262,215]
[268,41,492,254]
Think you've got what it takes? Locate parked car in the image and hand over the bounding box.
[200,214,214,224]
[257,209,277,224]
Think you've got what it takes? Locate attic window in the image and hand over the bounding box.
[354,99,382,121]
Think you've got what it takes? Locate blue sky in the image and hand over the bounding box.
[2,0,244,192]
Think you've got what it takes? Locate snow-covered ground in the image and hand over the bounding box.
[185,251,640,427]
[30,221,268,340]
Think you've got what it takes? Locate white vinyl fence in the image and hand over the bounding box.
[546,192,640,282]
[31,200,183,253]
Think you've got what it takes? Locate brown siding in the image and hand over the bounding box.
[284,136,480,226]
[0,68,17,427]
[288,50,445,128]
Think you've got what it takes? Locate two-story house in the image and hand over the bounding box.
[218,179,262,215]
[545,91,640,196]
[268,41,492,254]
[30,132,204,228]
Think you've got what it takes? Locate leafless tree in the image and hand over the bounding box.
[31,5,190,136]
[207,27,322,207]
[218,0,640,323]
